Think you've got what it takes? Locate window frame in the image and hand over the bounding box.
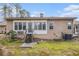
[67,22,72,30]
[49,23,53,30]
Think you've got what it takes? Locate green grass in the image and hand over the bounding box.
[0,39,79,56]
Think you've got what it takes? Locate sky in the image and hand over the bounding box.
[19,3,79,19]
[0,3,79,21]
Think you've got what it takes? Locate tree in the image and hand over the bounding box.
[19,9,30,17]
[2,4,8,19]
[7,6,12,17]
[19,9,25,17]
[10,3,30,17]
[0,3,30,20]
[13,3,21,17]
[24,10,30,17]
[0,4,12,19]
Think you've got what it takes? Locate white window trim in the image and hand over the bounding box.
[13,20,47,34]
[67,22,72,30]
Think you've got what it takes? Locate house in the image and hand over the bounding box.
[5,17,76,39]
[74,21,79,35]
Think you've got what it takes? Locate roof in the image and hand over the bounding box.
[6,17,77,21]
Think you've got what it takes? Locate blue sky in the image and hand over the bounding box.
[20,3,79,18]
[0,3,79,21]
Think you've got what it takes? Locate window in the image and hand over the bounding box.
[23,22,26,30]
[28,22,32,30]
[34,23,38,30]
[14,22,18,30]
[38,23,42,30]
[68,22,72,30]
[19,22,22,30]
[28,22,33,33]
[14,22,47,31]
[34,22,46,30]
[43,22,46,30]
[68,26,72,29]
[49,23,53,29]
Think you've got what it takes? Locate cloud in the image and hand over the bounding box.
[58,5,79,18]
[64,5,79,11]
[60,12,79,17]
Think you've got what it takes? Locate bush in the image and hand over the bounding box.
[7,30,17,41]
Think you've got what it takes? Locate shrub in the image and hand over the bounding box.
[7,30,17,41]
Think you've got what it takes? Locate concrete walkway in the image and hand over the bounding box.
[20,42,37,48]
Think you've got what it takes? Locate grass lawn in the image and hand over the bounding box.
[0,39,79,56]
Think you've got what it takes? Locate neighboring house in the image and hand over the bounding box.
[5,17,76,39]
[0,21,6,34]
[74,21,79,35]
